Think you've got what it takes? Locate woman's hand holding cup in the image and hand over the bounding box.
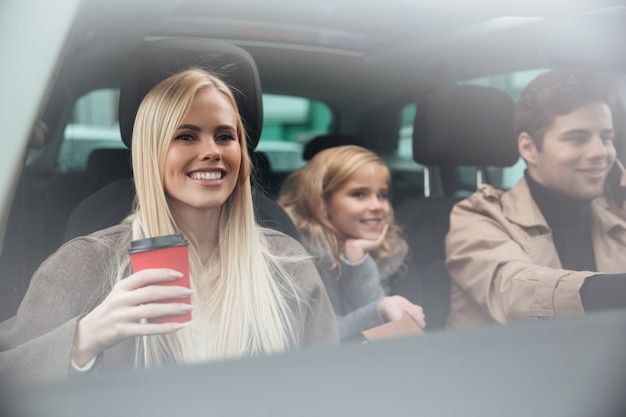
[72,268,193,367]
[72,234,192,367]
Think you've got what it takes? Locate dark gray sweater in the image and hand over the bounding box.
[301,234,407,341]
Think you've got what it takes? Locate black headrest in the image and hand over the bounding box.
[86,148,132,190]
[250,151,272,182]
[303,134,364,160]
[413,85,517,167]
[119,38,263,153]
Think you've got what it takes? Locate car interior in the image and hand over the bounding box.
[6,0,624,326]
[2,1,626,324]
[1,0,626,415]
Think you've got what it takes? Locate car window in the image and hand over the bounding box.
[397,104,416,162]
[58,90,331,174]
[58,89,123,171]
[259,94,331,173]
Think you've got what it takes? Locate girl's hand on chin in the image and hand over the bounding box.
[343,224,388,262]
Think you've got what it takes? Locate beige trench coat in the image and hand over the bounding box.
[445,178,626,329]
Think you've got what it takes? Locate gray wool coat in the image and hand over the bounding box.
[0,224,338,384]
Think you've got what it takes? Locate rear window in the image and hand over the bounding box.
[258,94,331,173]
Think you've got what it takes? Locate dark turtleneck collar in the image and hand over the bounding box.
[524,170,597,272]
[524,170,591,227]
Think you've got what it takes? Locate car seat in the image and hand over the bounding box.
[392,84,517,330]
[86,148,132,192]
[250,150,283,197]
[63,38,300,243]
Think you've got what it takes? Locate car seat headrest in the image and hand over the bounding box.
[250,151,273,188]
[86,148,132,191]
[303,134,364,160]
[413,84,517,167]
[119,38,263,153]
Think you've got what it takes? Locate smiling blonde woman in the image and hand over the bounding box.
[0,69,338,382]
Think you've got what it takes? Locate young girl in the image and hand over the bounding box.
[0,68,338,381]
[278,145,425,341]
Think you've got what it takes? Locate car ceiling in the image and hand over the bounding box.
[46,0,625,128]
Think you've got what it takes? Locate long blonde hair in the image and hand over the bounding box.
[278,145,407,280]
[114,68,301,366]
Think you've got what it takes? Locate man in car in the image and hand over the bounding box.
[445,69,626,329]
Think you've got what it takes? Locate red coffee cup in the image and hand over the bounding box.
[128,234,191,324]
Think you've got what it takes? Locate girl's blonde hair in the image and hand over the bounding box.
[113,68,301,366]
[278,145,407,280]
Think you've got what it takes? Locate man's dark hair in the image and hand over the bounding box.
[514,69,617,150]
